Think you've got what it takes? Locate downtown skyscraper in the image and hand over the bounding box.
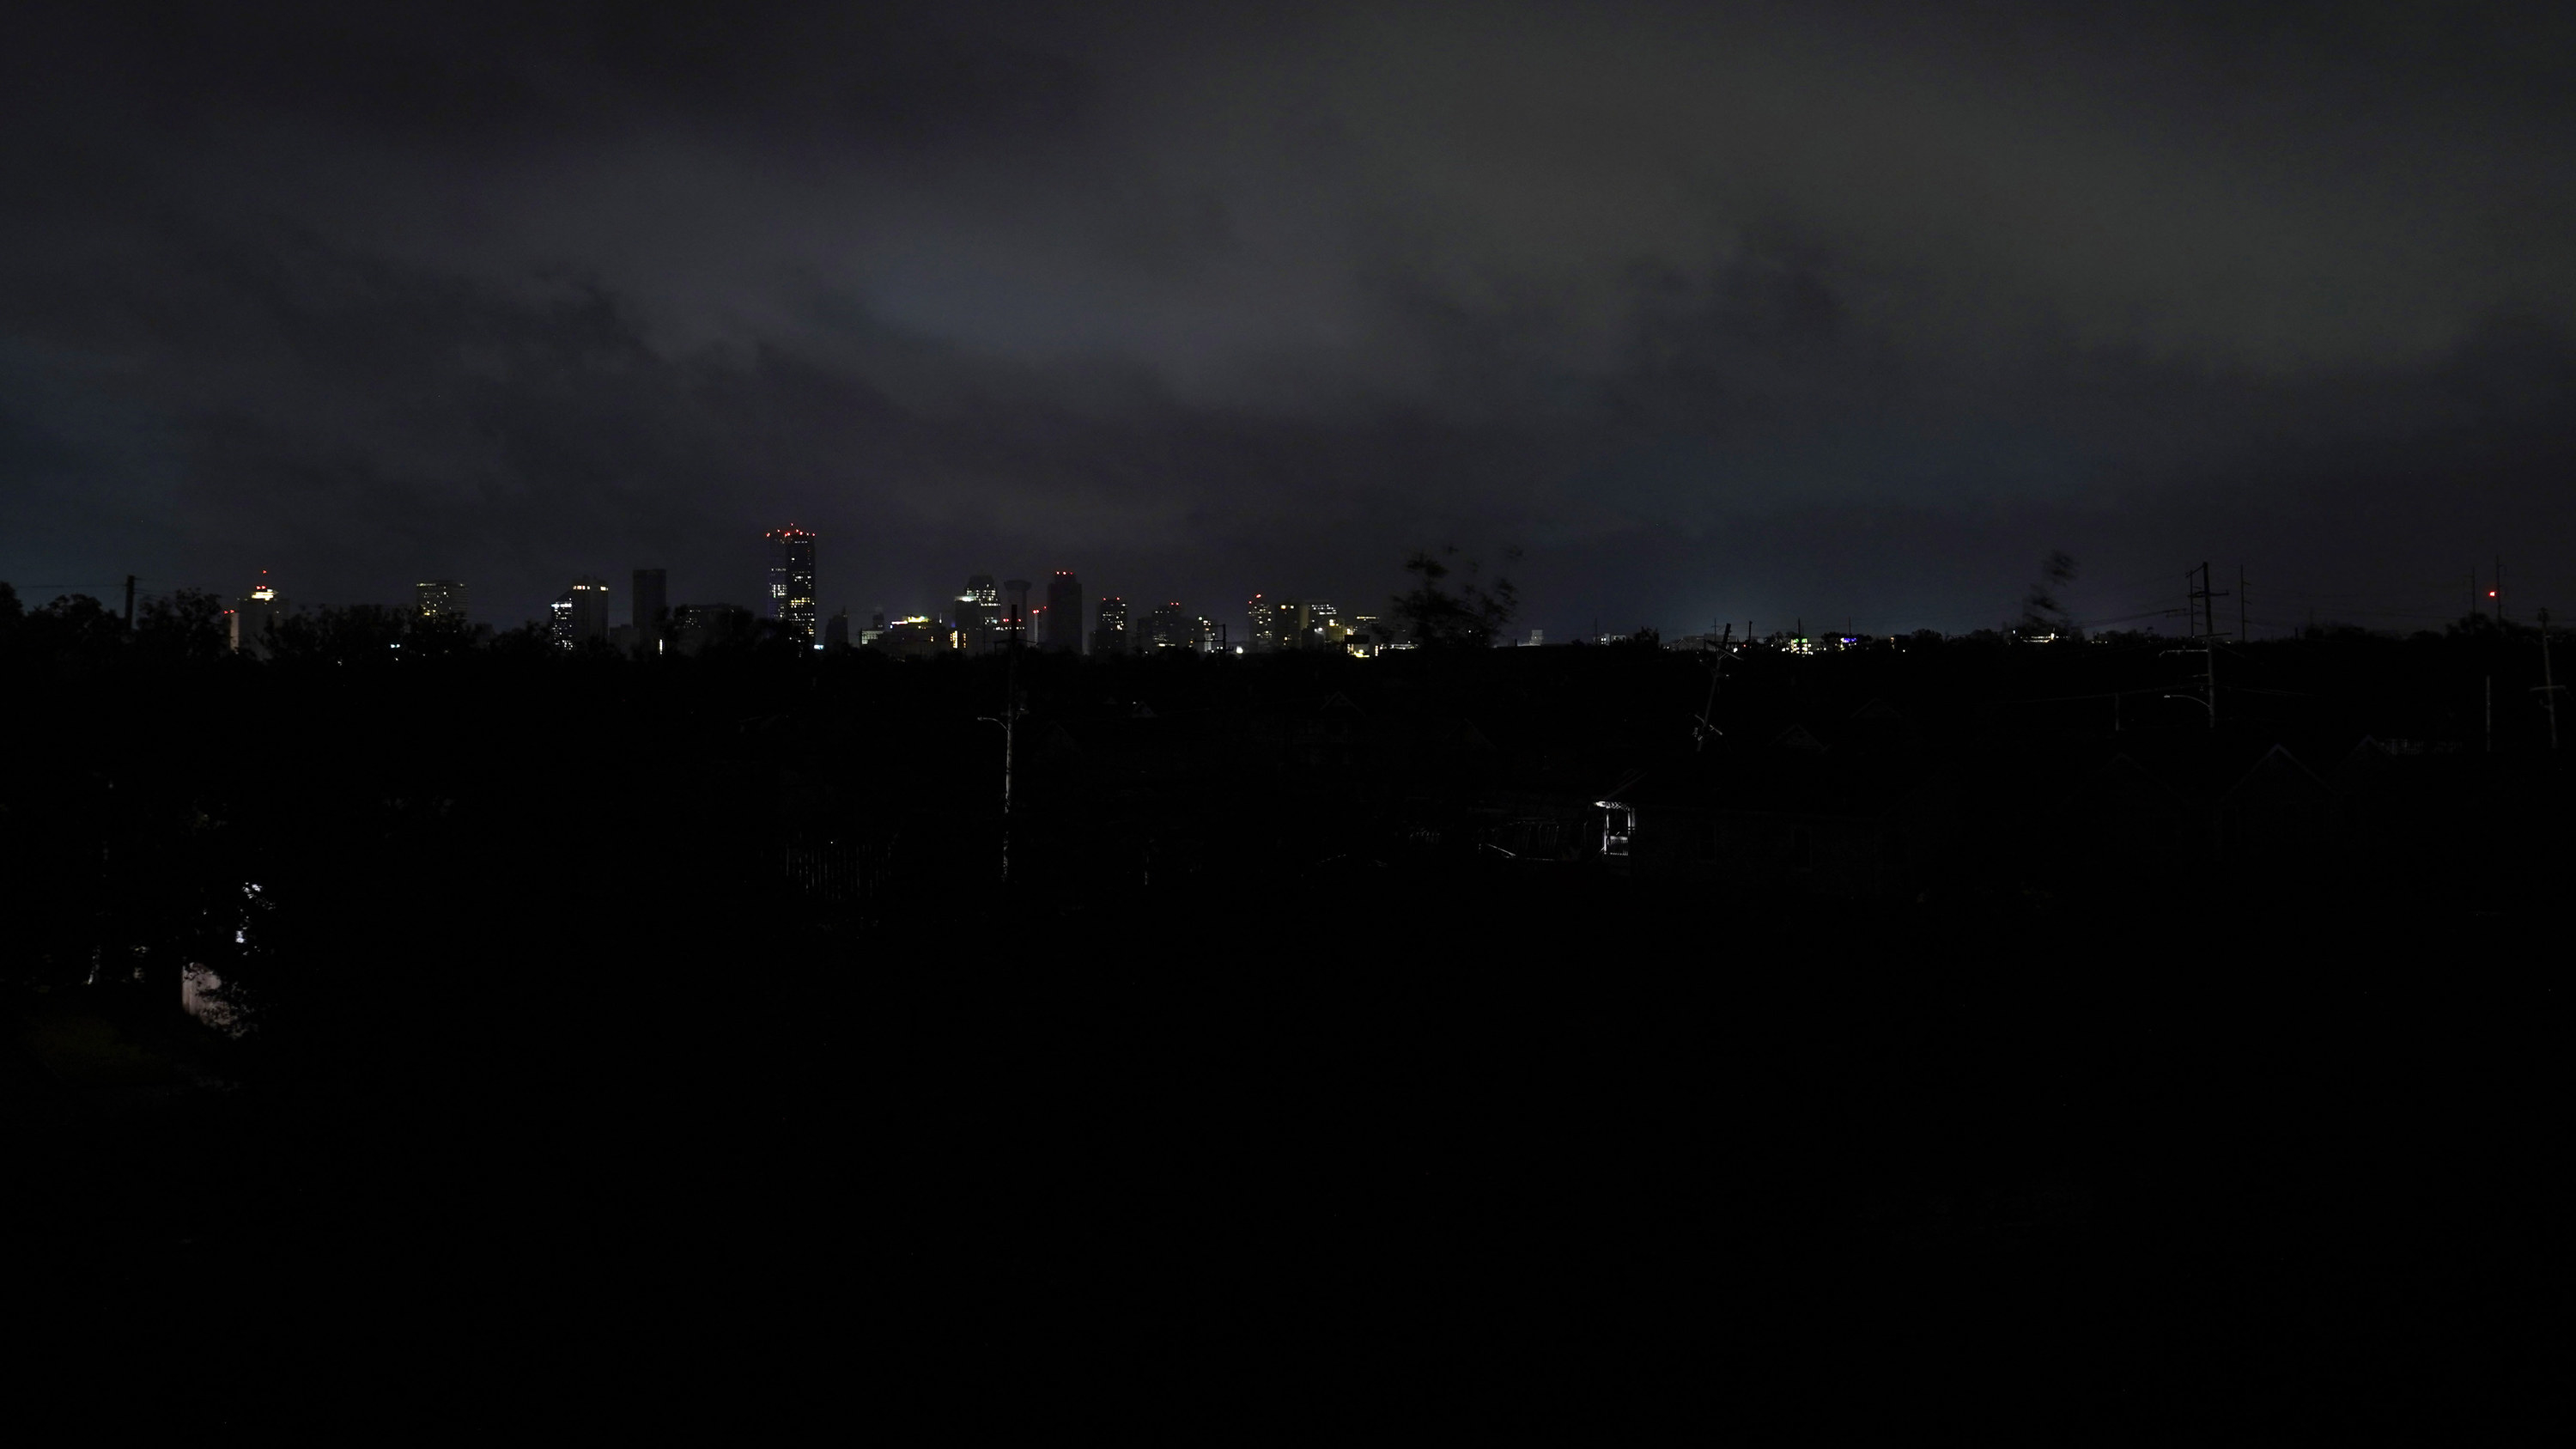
[550,575,610,648]
[632,567,667,656]
[416,579,466,620]
[958,575,1000,654]
[1046,570,1083,654]
[766,527,817,647]
[1092,596,1127,656]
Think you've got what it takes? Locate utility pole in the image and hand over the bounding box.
[1693,624,1731,752]
[2496,557,2506,624]
[2186,562,2230,639]
[979,609,1026,885]
[2165,561,2223,728]
[2237,565,2247,643]
[2163,641,2216,728]
[2537,607,2562,753]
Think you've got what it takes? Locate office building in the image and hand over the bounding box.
[825,608,850,651]
[416,579,466,620]
[765,527,818,646]
[1092,595,1128,656]
[1046,571,1083,654]
[550,575,611,649]
[1143,600,1193,652]
[876,615,948,659]
[230,571,281,656]
[1247,594,1278,653]
[1003,579,1032,649]
[633,568,667,656]
[1262,599,1339,649]
[957,575,999,654]
[673,603,755,655]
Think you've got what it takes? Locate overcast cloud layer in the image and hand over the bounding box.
[6,0,2574,636]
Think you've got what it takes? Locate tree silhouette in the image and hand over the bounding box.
[135,588,229,663]
[2019,550,2080,640]
[1389,545,1521,650]
[27,594,126,661]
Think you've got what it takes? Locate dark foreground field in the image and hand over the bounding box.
[5,632,2568,1434]
[9,886,2562,1440]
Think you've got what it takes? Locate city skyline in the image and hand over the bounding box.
[149,533,2575,660]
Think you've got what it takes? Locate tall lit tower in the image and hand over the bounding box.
[958,575,1000,654]
[231,571,281,655]
[1092,596,1127,657]
[766,527,818,646]
[416,580,466,620]
[1046,571,1083,654]
[550,576,610,649]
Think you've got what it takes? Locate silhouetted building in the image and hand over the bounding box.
[825,608,850,651]
[550,575,610,649]
[1003,579,1032,649]
[1093,596,1128,656]
[957,575,1000,654]
[875,615,949,658]
[766,527,818,646]
[1271,600,1340,648]
[230,571,281,656]
[1248,594,1278,652]
[1143,601,1195,652]
[633,567,667,656]
[416,579,466,620]
[673,603,755,655]
[1046,571,1083,654]
[1347,614,1382,655]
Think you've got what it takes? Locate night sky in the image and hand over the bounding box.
[7,1,2574,638]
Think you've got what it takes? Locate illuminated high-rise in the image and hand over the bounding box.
[1247,594,1277,653]
[958,575,1000,654]
[416,580,466,620]
[550,575,610,649]
[766,527,818,646]
[230,571,281,655]
[1046,571,1083,654]
[1092,596,1128,656]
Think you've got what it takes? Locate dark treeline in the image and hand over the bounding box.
[3,582,2563,1435]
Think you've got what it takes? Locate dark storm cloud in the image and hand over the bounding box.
[4,0,2573,630]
